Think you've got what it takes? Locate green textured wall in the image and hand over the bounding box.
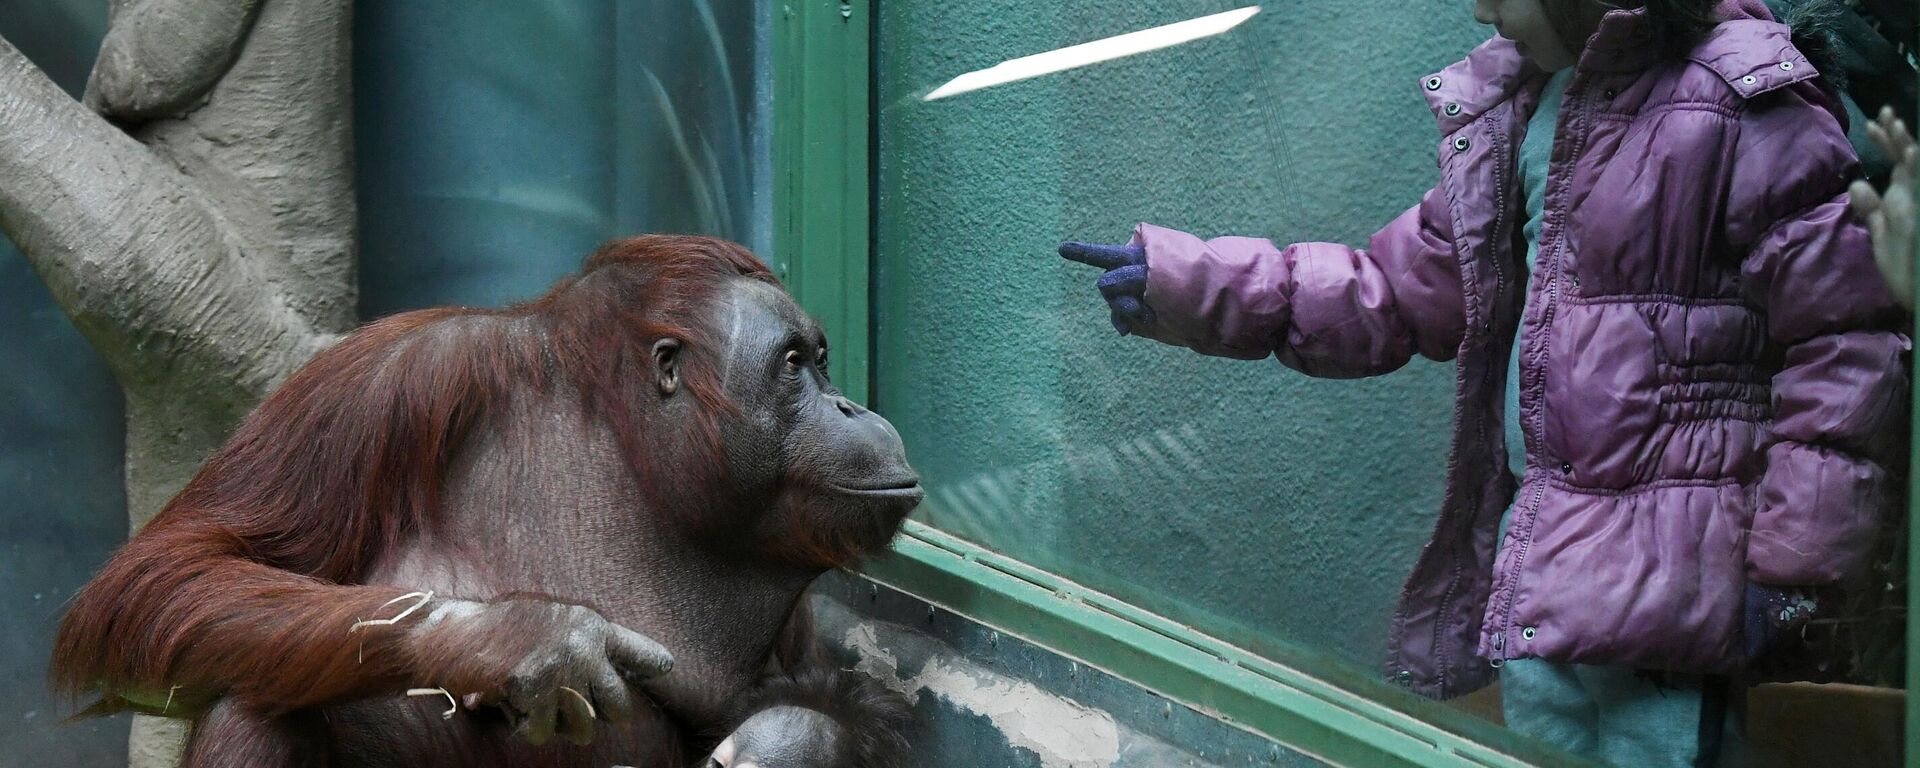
[874,1,1490,670]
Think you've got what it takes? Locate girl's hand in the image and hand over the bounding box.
[1059,240,1155,335]
[1849,106,1916,310]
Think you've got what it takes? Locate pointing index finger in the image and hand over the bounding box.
[1059,242,1135,270]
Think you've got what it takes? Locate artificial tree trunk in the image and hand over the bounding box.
[0,0,356,764]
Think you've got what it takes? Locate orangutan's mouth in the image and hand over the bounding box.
[824,477,924,498]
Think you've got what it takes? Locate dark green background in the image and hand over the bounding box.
[1,3,128,762]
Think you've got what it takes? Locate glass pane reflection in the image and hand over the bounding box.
[872,2,1911,765]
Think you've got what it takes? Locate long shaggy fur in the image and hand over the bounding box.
[51,236,777,713]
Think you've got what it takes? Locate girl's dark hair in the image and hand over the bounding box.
[1545,0,1722,52]
[1639,0,1724,46]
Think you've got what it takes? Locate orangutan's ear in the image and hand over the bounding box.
[652,338,681,396]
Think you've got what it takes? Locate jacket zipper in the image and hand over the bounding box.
[1490,81,1593,667]
[1463,110,1514,676]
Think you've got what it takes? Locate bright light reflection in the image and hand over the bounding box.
[923,6,1262,102]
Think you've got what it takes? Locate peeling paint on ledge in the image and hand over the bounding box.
[809,572,1324,767]
[845,621,1123,767]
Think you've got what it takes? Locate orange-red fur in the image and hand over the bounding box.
[51,236,776,716]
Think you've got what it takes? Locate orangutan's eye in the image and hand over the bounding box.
[783,349,803,374]
[817,348,830,379]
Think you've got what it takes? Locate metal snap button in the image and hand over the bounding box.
[1395,669,1414,686]
[1742,75,1758,85]
[1445,103,1462,116]
[1779,61,1794,71]
[1602,88,1617,99]
[1522,626,1537,640]
[1453,136,1471,151]
[1426,76,1443,91]
[1559,461,1573,474]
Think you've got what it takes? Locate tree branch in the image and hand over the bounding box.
[113,0,360,332]
[85,0,265,121]
[0,34,325,401]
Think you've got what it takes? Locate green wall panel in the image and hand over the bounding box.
[874,0,1487,673]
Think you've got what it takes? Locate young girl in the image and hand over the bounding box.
[1062,1,1908,765]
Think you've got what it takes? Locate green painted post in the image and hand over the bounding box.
[772,0,872,406]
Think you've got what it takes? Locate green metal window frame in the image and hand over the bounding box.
[773,0,872,406]
[775,3,1918,765]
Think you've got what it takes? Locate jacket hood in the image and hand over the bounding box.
[1420,0,1825,135]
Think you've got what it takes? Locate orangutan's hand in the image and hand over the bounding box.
[1850,106,1916,310]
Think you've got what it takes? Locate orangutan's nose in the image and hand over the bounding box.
[829,394,862,418]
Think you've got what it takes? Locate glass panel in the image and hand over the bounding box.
[0,3,130,764]
[0,3,771,764]
[357,0,770,314]
[877,0,1470,689]
[873,1,1911,763]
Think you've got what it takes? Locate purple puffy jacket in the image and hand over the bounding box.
[1130,0,1909,698]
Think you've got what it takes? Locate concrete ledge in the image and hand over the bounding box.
[809,569,1324,767]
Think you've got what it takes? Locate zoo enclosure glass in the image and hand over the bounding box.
[865,1,1913,764]
[874,0,1472,694]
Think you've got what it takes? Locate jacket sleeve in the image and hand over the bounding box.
[1132,185,1465,378]
[1733,85,1911,586]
